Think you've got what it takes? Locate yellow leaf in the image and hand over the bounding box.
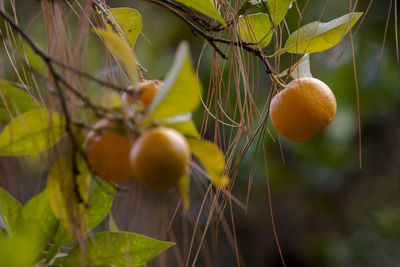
[46,155,90,234]
[188,138,229,188]
[92,28,138,85]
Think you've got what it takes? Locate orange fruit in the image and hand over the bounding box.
[138,79,163,107]
[121,80,163,107]
[86,119,135,183]
[269,77,337,142]
[129,127,190,191]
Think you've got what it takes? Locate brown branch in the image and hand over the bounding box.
[2,8,127,93]
[139,0,277,74]
[0,7,87,204]
[139,0,228,59]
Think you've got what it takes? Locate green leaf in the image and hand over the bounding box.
[83,180,115,230]
[19,41,46,75]
[0,109,65,156]
[143,42,202,124]
[162,113,200,138]
[266,0,292,26]
[44,244,60,264]
[188,139,229,187]
[238,0,268,15]
[0,80,42,124]
[278,12,363,55]
[46,155,91,234]
[173,0,225,26]
[45,178,115,263]
[239,0,292,25]
[19,189,58,261]
[108,8,142,49]
[279,54,313,79]
[53,232,174,266]
[108,213,119,232]
[0,187,22,237]
[237,13,273,48]
[0,237,36,267]
[92,28,138,85]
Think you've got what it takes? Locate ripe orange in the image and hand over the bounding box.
[129,127,190,191]
[269,77,337,142]
[138,79,163,107]
[122,80,164,107]
[86,119,135,183]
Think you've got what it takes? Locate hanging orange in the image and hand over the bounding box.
[269,77,337,142]
[122,80,163,107]
[86,119,135,183]
[129,127,190,191]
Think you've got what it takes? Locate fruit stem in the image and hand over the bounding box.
[270,73,286,89]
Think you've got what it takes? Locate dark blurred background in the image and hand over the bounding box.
[1,0,400,266]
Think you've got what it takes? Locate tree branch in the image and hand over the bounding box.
[138,0,279,75]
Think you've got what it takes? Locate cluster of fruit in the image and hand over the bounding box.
[86,76,337,192]
[86,80,190,191]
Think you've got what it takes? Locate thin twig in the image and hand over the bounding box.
[139,0,228,59]
[139,0,283,80]
[0,7,87,203]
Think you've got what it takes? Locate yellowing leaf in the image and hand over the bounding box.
[278,12,363,55]
[267,0,292,26]
[238,0,292,25]
[237,13,273,48]
[0,109,65,156]
[143,42,202,124]
[100,89,123,109]
[174,0,225,25]
[92,28,138,85]
[0,237,36,267]
[0,79,42,124]
[108,8,142,49]
[188,139,229,188]
[213,175,230,188]
[46,155,90,234]
[161,113,200,138]
[52,179,115,248]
